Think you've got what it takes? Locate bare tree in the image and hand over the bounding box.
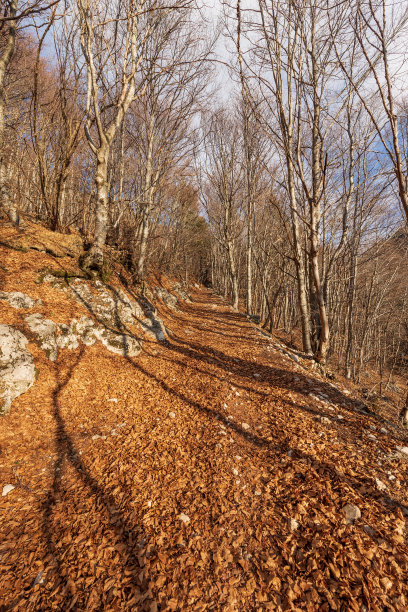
[127,6,212,279]
[202,110,244,310]
[75,0,152,273]
[0,0,59,223]
[331,0,408,224]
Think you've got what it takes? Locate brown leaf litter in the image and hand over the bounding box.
[0,239,408,611]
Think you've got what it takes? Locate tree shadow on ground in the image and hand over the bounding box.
[164,296,408,439]
[38,346,150,609]
[4,278,406,609]
[123,349,408,543]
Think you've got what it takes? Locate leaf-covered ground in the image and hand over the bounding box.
[1,246,408,609]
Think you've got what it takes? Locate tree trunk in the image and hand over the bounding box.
[0,0,18,224]
[287,158,313,355]
[226,240,239,310]
[81,148,109,273]
[400,391,408,427]
[310,234,330,363]
[137,214,149,280]
[345,248,357,378]
[246,207,253,315]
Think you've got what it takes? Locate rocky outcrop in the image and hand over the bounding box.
[172,283,192,302]
[0,324,36,415]
[68,280,145,329]
[137,296,168,342]
[25,314,58,361]
[1,278,173,411]
[56,316,141,357]
[154,287,179,311]
[0,291,41,309]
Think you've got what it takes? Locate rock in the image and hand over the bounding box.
[47,276,146,332]
[25,314,58,361]
[169,412,176,418]
[0,291,40,309]
[69,281,144,328]
[91,434,106,441]
[96,328,141,357]
[367,434,377,441]
[363,524,375,536]
[380,427,388,434]
[172,283,192,302]
[0,325,36,414]
[154,287,178,310]
[178,513,190,524]
[316,416,332,425]
[107,398,118,403]
[254,490,261,496]
[232,468,239,476]
[342,504,361,523]
[57,321,80,350]
[55,315,142,357]
[32,571,46,587]
[288,518,299,531]
[139,301,168,342]
[253,373,260,378]
[2,484,15,496]
[388,474,396,481]
[241,423,250,431]
[396,446,408,456]
[375,478,387,491]
[74,316,98,346]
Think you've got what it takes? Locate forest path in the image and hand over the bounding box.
[1,286,408,610]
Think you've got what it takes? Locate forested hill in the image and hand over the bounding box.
[1,221,408,610]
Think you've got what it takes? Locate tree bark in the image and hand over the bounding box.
[0,0,18,224]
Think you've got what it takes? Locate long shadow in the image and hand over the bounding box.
[123,350,408,537]
[145,333,408,464]
[3,268,407,608]
[43,267,408,445]
[162,303,408,437]
[38,346,149,609]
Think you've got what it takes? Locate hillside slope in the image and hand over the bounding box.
[0,223,408,610]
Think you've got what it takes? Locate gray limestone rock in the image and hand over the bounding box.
[154,287,179,310]
[342,504,361,523]
[0,324,36,414]
[0,291,41,309]
[68,281,145,330]
[96,328,141,357]
[172,283,192,302]
[25,313,58,361]
[57,321,80,350]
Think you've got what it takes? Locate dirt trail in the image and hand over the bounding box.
[1,287,408,610]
